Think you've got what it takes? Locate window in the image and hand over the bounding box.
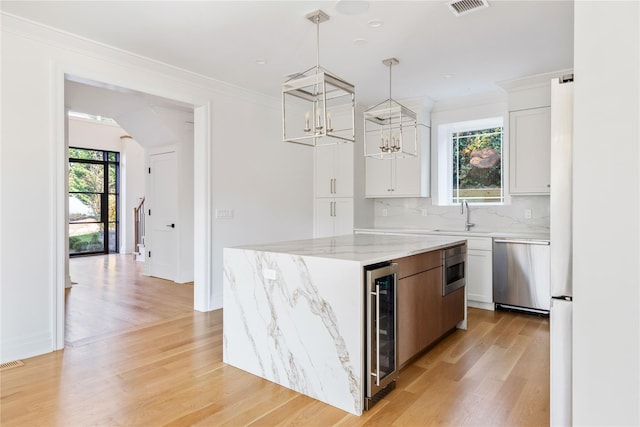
[437,117,504,205]
[68,147,120,256]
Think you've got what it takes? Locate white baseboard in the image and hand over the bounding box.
[1,331,53,364]
[468,300,495,311]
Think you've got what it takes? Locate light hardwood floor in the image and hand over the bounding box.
[65,254,194,345]
[1,255,549,426]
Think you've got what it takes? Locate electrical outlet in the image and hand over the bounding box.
[382,208,388,217]
[524,209,532,219]
[263,269,276,280]
[421,209,428,217]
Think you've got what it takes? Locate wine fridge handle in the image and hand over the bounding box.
[375,282,381,387]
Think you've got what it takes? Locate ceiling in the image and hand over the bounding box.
[64,77,194,148]
[1,1,574,106]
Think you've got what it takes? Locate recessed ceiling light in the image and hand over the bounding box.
[368,19,384,28]
[443,74,454,79]
[336,0,370,15]
[255,59,267,65]
[353,38,368,46]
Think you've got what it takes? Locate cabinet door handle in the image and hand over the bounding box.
[332,201,336,217]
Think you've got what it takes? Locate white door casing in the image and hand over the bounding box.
[147,151,178,282]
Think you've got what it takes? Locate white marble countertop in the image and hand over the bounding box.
[354,227,550,241]
[233,233,467,265]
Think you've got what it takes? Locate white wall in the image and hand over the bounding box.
[573,1,639,424]
[0,14,313,363]
[68,116,145,254]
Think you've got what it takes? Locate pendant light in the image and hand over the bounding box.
[282,10,356,146]
[364,58,417,159]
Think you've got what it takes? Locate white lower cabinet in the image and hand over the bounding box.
[466,248,494,310]
[314,198,354,238]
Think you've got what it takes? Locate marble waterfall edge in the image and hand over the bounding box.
[223,247,364,415]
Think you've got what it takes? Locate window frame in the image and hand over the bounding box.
[435,116,508,206]
[68,147,120,256]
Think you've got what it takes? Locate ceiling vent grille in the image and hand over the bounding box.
[447,0,489,16]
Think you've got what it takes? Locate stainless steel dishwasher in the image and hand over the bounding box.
[493,238,550,314]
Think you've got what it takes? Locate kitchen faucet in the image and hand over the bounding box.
[461,199,475,231]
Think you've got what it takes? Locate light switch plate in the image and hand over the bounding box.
[215,208,234,219]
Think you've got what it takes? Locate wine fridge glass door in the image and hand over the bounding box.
[366,263,398,399]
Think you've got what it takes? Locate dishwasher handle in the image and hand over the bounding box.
[494,239,550,245]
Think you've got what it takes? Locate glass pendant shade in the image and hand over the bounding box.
[282,10,356,146]
[364,58,418,159]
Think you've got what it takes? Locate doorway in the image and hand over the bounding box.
[61,76,202,348]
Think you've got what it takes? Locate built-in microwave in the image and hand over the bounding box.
[364,262,399,410]
[443,243,466,296]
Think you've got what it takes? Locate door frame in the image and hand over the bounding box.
[53,64,214,350]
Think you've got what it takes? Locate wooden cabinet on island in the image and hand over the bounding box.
[393,249,465,368]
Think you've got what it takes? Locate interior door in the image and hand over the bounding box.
[148,151,178,281]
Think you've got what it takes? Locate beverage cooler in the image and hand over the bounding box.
[364,262,399,409]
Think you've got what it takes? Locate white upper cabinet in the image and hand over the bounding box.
[509,106,551,195]
[315,143,353,198]
[500,71,571,196]
[365,124,430,198]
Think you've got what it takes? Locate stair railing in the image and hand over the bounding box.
[134,197,145,255]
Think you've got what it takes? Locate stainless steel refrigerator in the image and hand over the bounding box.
[549,75,573,426]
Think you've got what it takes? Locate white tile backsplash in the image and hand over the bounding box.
[373,196,550,234]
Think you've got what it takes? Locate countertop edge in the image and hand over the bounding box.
[354,228,550,241]
[225,234,468,266]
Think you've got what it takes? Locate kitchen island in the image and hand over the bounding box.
[222,233,466,415]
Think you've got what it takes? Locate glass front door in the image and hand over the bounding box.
[68,147,119,256]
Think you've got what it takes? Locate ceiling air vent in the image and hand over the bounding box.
[447,0,489,16]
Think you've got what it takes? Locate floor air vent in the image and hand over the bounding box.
[447,0,489,16]
[0,360,24,371]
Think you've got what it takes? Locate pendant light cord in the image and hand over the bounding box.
[389,61,392,101]
[316,15,320,73]
[389,62,393,110]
